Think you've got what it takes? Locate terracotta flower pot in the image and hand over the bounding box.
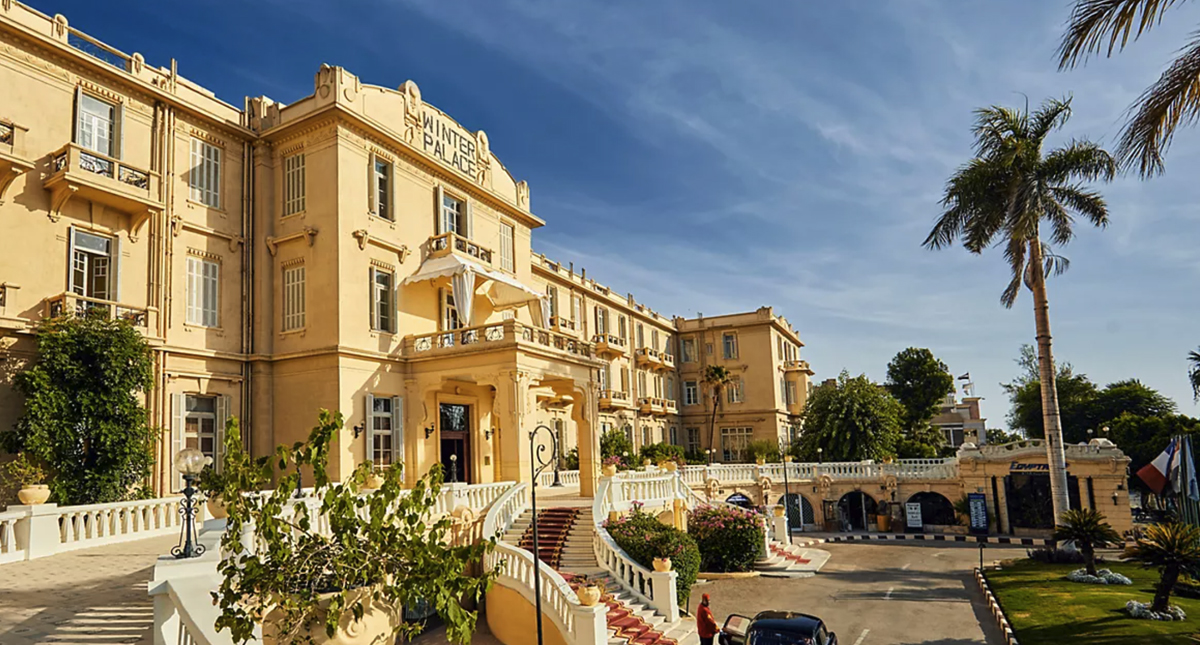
[783,456,794,463]
[643,459,653,467]
[263,586,400,645]
[206,494,229,520]
[576,585,602,606]
[602,465,617,478]
[653,557,672,572]
[17,484,49,505]
[755,458,766,466]
[772,505,786,518]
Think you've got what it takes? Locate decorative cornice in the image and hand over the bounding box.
[172,215,244,251]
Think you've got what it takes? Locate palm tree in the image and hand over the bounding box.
[703,365,732,464]
[1189,348,1200,401]
[1125,522,1200,613]
[1053,508,1122,576]
[1059,1,1200,176]
[924,98,1116,522]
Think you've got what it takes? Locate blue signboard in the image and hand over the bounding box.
[968,492,989,534]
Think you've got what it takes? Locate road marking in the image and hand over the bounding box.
[901,562,911,570]
[853,629,870,645]
[884,587,894,600]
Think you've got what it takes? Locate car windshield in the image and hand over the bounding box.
[747,628,813,645]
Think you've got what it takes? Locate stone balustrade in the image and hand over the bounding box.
[1,497,188,564]
[405,319,594,360]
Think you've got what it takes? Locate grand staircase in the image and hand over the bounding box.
[503,503,698,645]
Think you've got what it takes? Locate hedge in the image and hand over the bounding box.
[688,504,765,572]
[604,504,700,608]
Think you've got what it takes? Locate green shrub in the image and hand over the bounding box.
[600,428,634,467]
[689,504,765,572]
[604,504,700,608]
[745,440,780,462]
[684,450,708,465]
[639,443,684,466]
[563,447,579,470]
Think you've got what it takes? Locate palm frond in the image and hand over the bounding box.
[1043,198,1077,247]
[1041,243,1073,277]
[1057,0,1187,69]
[1188,348,1200,401]
[1030,98,1075,141]
[928,159,1011,251]
[1041,140,1118,183]
[973,106,1029,156]
[1117,32,1200,177]
[1049,184,1111,229]
[1000,235,1028,308]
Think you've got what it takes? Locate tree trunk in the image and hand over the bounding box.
[1082,543,1097,577]
[707,389,720,464]
[1028,239,1071,522]
[1153,563,1180,613]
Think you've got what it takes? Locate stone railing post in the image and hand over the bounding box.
[442,482,465,512]
[604,475,624,507]
[13,504,61,560]
[649,570,679,620]
[570,602,608,645]
[759,517,771,560]
[772,514,789,543]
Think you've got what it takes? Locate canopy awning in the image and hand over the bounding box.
[402,253,543,317]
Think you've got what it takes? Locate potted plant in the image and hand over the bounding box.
[197,464,229,520]
[3,453,49,505]
[653,557,673,572]
[212,410,497,645]
[876,501,891,532]
[363,461,385,490]
[602,456,622,477]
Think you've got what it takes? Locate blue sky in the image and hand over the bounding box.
[38,0,1200,426]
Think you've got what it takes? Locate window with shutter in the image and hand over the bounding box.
[189,138,221,208]
[373,157,392,220]
[499,222,514,272]
[282,264,306,331]
[371,268,394,332]
[186,256,220,327]
[283,153,306,216]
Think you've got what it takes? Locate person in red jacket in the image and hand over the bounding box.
[697,593,719,645]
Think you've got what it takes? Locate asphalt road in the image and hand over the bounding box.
[688,540,1014,645]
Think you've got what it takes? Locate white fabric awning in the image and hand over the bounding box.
[402,253,543,309]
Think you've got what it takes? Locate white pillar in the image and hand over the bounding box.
[649,570,679,621]
[759,517,771,560]
[570,602,608,645]
[772,515,789,543]
[604,475,623,507]
[150,586,180,645]
[13,504,61,560]
[442,482,466,511]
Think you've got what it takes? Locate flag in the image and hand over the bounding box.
[958,373,970,380]
[1173,436,1200,502]
[1138,438,1182,495]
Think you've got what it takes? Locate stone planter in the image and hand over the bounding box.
[17,484,50,505]
[755,458,766,466]
[264,586,400,645]
[576,585,602,606]
[653,557,672,572]
[772,505,786,518]
[602,464,617,478]
[783,456,793,463]
[643,459,653,468]
[363,473,384,490]
[206,494,229,520]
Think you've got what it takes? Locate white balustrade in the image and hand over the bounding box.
[0,511,25,564]
[593,475,683,622]
[537,470,581,487]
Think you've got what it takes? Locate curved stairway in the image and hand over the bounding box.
[503,504,697,645]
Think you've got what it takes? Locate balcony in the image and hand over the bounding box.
[0,120,35,204]
[663,399,678,415]
[599,389,632,411]
[44,293,155,330]
[638,397,663,416]
[43,144,162,237]
[593,333,626,358]
[549,316,575,334]
[783,359,813,374]
[404,319,595,361]
[427,232,493,266]
[658,353,676,372]
[634,347,662,368]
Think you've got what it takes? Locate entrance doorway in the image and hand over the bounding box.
[777,493,816,529]
[838,491,878,531]
[439,403,471,484]
[906,492,957,526]
[1004,473,1081,531]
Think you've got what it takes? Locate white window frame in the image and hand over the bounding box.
[366,394,404,468]
[283,153,306,216]
[686,427,701,454]
[572,296,582,325]
[69,228,114,302]
[723,332,739,359]
[787,381,797,406]
[684,381,698,406]
[682,338,696,363]
[727,377,745,404]
[186,256,220,328]
[189,138,221,208]
[546,285,559,318]
[370,267,394,333]
[595,306,608,335]
[282,264,306,331]
[372,156,392,220]
[499,221,514,272]
[441,193,465,235]
[721,426,753,463]
[76,92,117,158]
[441,289,462,331]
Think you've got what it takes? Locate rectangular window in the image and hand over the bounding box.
[654,375,663,398]
[642,426,651,447]
[637,371,647,397]
[441,290,461,331]
[373,157,391,220]
[621,367,629,392]
[546,285,558,318]
[727,378,744,404]
[723,332,738,359]
[651,329,660,351]
[70,229,112,301]
[283,153,306,216]
[618,315,627,340]
[186,256,220,327]
[667,377,675,401]
[669,426,678,445]
[787,381,798,406]
[189,139,221,208]
[77,93,115,157]
[706,342,714,356]
[371,268,394,332]
[721,427,753,463]
[684,381,698,406]
[682,338,696,363]
[686,427,701,454]
[184,395,218,461]
[441,194,465,234]
[572,296,582,325]
[282,265,306,331]
[499,222,514,272]
[594,306,608,335]
[599,366,610,391]
[636,323,644,348]
[370,396,395,466]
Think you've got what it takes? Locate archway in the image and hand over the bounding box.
[906,492,957,527]
[777,493,815,528]
[726,492,755,509]
[837,491,878,531]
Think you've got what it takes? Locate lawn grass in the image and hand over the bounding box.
[986,559,1199,645]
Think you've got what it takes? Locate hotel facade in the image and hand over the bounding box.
[0,3,813,497]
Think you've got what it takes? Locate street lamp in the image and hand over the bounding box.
[172,448,211,559]
[817,447,823,464]
[779,438,793,535]
[528,423,560,645]
[449,453,459,483]
[706,448,713,466]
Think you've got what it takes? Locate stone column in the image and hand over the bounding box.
[493,370,532,484]
[772,514,789,543]
[569,602,608,645]
[573,382,600,498]
[648,570,679,621]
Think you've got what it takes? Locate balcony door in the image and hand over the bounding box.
[69,229,114,309]
[439,403,471,484]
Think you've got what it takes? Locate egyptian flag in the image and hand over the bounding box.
[1138,438,1183,495]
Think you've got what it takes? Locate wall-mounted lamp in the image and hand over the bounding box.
[485,426,495,441]
[424,425,436,440]
[353,423,365,439]
[1112,491,1120,505]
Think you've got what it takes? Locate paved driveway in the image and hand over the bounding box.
[688,541,1013,645]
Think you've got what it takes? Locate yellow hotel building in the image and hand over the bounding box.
[0,3,813,496]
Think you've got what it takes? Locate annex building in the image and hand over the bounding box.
[0,2,814,496]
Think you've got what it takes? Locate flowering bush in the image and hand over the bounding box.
[602,455,626,469]
[1125,599,1186,621]
[688,504,765,572]
[1066,568,1132,585]
[604,507,699,607]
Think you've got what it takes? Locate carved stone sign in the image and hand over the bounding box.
[422,110,477,178]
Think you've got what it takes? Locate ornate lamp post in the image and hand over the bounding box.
[172,448,211,559]
[449,453,459,483]
[817,447,823,464]
[779,438,792,533]
[528,423,560,645]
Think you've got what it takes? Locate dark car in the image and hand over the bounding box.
[718,611,838,645]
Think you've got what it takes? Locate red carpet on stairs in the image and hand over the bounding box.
[564,577,678,645]
[769,543,811,564]
[518,508,581,570]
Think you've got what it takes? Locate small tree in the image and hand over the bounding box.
[1125,522,1200,613]
[5,310,156,504]
[1189,348,1200,401]
[600,427,634,467]
[1053,508,1122,576]
[703,365,732,460]
[795,371,903,462]
[885,348,954,456]
[745,440,780,463]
